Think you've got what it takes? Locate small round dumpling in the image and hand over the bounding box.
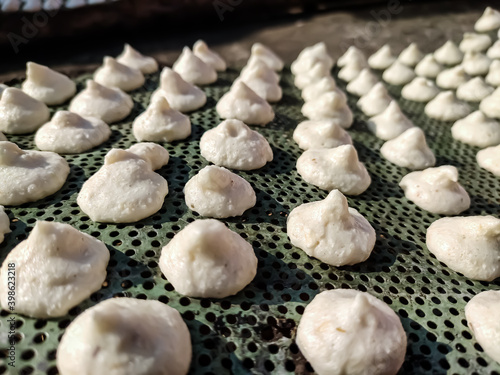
[35,111,111,153]
[77,144,169,223]
[459,32,492,53]
[357,83,392,117]
[288,190,376,266]
[0,221,109,318]
[426,216,500,281]
[116,43,158,74]
[452,111,500,148]
[368,44,396,70]
[301,75,344,102]
[338,56,367,82]
[133,97,191,142]
[462,51,492,76]
[22,62,76,105]
[69,80,133,124]
[296,289,406,375]
[436,66,469,90]
[465,290,500,364]
[57,298,192,375]
[456,77,494,102]
[475,7,500,32]
[346,68,378,96]
[434,40,464,66]
[415,54,443,79]
[236,60,282,102]
[0,141,69,205]
[0,87,50,134]
[173,46,217,85]
[292,42,334,75]
[398,43,424,67]
[159,219,257,298]
[247,43,284,72]
[401,77,440,102]
[94,56,145,92]
[400,165,470,215]
[293,119,352,150]
[425,91,471,122]
[0,206,10,244]
[184,166,256,218]
[367,101,414,140]
[477,145,500,176]
[200,119,273,170]
[297,145,371,195]
[193,40,226,72]
[301,91,353,128]
[382,61,416,85]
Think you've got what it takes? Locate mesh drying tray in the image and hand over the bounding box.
[1,67,500,375]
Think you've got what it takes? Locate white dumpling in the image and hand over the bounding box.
[77,144,169,223]
[301,76,345,102]
[414,54,443,79]
[293,119,352,150]
[57,298,192,375]
[291,42,334,75]
[368,44,396,70]
[398,43,424,67]
[200,119,273,170]
[338,55,368,82]
[0,221,109,318]
[69,80,133,123]
[475,7,500,32]
[151,67,207,113]
[288,190,376,266]
[456,77,494,102]
[380,127,436,170]
[216,81,274,126]
[434,40,464,66]
[0,206,10,244]
[462,51,492,76]
[480,87,500,119]
[357,83,392,117]
[400,165,470,215]
[159,219,257,298]
[452,111,500,148]
[35,111,111,154]
[426,216,500,281]
[236,59,282,102]
[486,60,500,87]
[459,32,492,53]
[465,290,500,365]
[346,68,378,96]
[247,42,284,71]
[487,40,500,60]
[337,46,366,68]
[477,145,500,176]
[0,87,50,134]
[133,96,191,142]
[436,65,469,89]
[301,91,353,128]
[184,165,256,218]
[297,144,371,195]
[382,61,416,85]
[193,40,226,72]
[22,62,76,105]
[367,101,414,140]
[94,56,145,92]
[116,43,158,74]
[401,77,440,102]
[173,47,217,85]
[425,91,471,122]
[296,290,406,375]
[0,141,69,205]
[294,60,331,89]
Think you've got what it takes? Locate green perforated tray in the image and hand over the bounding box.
[1,67,500,375]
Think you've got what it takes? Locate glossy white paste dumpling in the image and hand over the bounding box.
[382,61,416,85]
[296,289,406,375]
[462,51,492,76]
[480,88,500,119]
[466,290,500,365]
[57,298,192,375]
[436,65,469,89]
[434,41,464,66]
[367,101,414,140]
[133,96,191,142]
[0,141,69,205]
[0,87,50,134]
[0,206,10,244]
[22,62,76,105]
[247,42,284,71]
[69,80,133,123]
[297,145,371,195]
[338,55,368,82]
[401,77,440,102]
[193,40,226,71]
[116,43,158,74]
[159,219,257,298]
[337,46,366,68]
[35,111,111,153]
[357,82,392,116]
[184,165,256,218]
[368,44,396,70]
[301,76,345,103]
[294,60,331,89]
[94,56,145,92]
[456,77,494,102]
[346,68,378,96]
[77,144,169,223]
[151,67,207,113]
[425,91,471,121]
[398,43,424,67]
[459,32,492,53]
[293,120,352,150]
[291,42,334,75]
[173,46,217,85]
[0,221,109,318]
[426,216,500,281]
[216,81,274,126]
[400,165,470,215]
[475,7,500,32]
[200,119,273,170]
[452,111,500,148]
[415,54,443,79]
[288,190,376,266]
[301,91,353,128]
[477,145,500,176]
[381,127,436,170]
[236,60,282,102]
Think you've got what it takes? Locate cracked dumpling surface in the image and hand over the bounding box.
[57,298,191,375]
[296,289,406,375]
[0,141,69,205]
[400,165,470,215]
[288,190,376,266]
[426,216,500,281]
[184,165,256,218]
[465,290,500,364]
[297,144,371,195]
[200,119,273,170]
[35,111,111,153]
[0,206,10,244]
[293,119,352,150]
[159,219,258,298]
[77,144,169,223]
[477,145,500,176]
[0,221,109,318]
